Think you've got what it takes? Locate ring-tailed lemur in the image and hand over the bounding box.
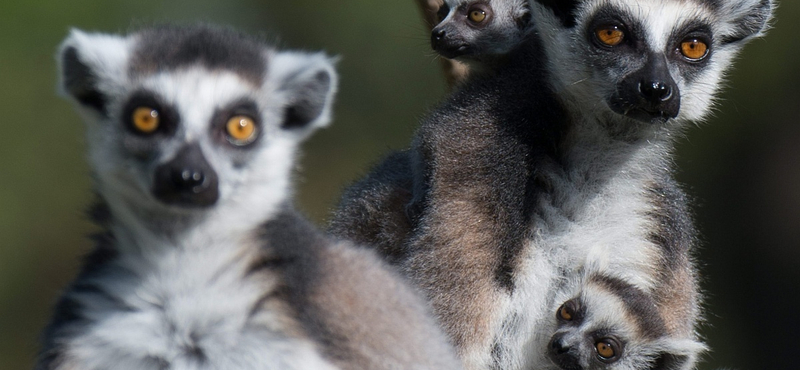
[431,0,531,73]
[330,0,773,369]
[37,25,463,370]
[544,272,706,370]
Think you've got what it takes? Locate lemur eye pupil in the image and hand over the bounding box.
[226,115,258,145]
[680,39,708,60]
[596,341,616,359]
[469,10,487,23]
[557,304,573,320]
[132,107,160,134]
[596,26,624,46]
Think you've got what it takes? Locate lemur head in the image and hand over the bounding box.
[431,0,531,62]
[530,0,773,126]
[58,25,337,228]
[547,274,706,370]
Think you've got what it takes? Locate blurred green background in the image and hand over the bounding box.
[0,1,797,369]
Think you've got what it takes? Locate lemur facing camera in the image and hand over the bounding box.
[37,25,463,370]
[330,0,772,369]
[544,273,706,370]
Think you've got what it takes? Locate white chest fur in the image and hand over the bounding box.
[61,229,337,370]
[491,128,668,369]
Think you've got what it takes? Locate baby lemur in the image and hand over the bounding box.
[543,272,706,370]
[37,25,462,370]
[431,0,531,73]
[331,0,773,369]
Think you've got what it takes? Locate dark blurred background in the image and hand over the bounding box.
[0,1,796,369]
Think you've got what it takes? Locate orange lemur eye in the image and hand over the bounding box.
[469,9,487,23]
[680,38,709,60]
[225,115,258,145]
[595,339,617,360]
[557,303,574,321]
[595,25,625,46]
[131,107,160,134]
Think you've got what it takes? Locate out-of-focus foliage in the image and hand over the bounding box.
[0,1,795,369]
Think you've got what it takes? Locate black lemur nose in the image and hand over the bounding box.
[171,167,206,193]
[639,80,674,103]
[432,28,446,42]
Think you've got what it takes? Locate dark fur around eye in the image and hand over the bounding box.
[122,91,179,137]
[210,99,262,149]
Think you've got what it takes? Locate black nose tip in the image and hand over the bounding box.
[432,28,445,42]
[152,143,219,207]
[172,168,207,193]
[550,336,569,354]
[639,80,673,102]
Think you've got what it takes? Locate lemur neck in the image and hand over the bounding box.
[97,193,285,255]
[557,107,678,188]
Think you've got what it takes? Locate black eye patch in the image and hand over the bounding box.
[122,90,180,137]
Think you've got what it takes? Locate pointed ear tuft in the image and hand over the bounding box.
[57,29,130,115]
[61,45,107,113]
[718,0,774,45]
[269,52,339,135]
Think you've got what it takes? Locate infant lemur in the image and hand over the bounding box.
[330,0,773,369]
[37,25,463,370]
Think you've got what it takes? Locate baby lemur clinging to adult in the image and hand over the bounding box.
[330,0,773,369]
[543,272,706,370]
[37,25,463,370]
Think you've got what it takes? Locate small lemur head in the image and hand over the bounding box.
[431,0,531,61]
[547,274,706,370]
[58,25,337,224]
[530,0,773,126]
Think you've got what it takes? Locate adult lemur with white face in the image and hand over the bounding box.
[37,25,463,370]
[330,0,773,369]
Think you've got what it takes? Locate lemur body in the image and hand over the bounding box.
[330,0,772,369]
[38,25,462,370]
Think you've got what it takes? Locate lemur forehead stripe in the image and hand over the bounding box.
[589,274,667,339]
[128,25,267,85]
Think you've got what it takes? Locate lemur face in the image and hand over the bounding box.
[59,27,337,217]
[432,0,530,60]
[547,276,705,370]
[532,0,772,125]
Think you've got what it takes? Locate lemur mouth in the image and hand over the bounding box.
[435,43,473,59]
[622,107,676,124]
[608,98,679,125]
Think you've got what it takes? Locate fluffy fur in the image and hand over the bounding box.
[544,272,707,370]
[38,25,462,370]
[330,0,773,369]
[431,0,531,72]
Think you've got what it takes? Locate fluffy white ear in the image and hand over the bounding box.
[57,29,131,115]
[268,51,339,136]
[650,338,708,370]
[717,0,774,45]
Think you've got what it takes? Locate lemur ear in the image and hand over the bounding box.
[269,51,338,135]
[57,29,130,116]
[650,338,707,370]
[717,0,774,45]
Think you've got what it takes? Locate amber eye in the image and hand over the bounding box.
[131,107,160,134]
[680,38,708,60]
[595,26,625,46]
[595,339,618,361]
[557,303,573,321]
[468,9,487,23]
[225,115,258,145]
